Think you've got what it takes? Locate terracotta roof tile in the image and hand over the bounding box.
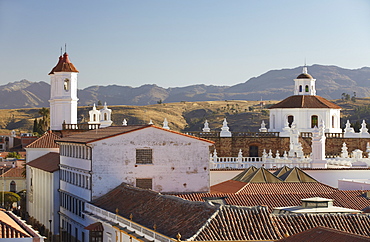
[85,222,103,231]
[0,210,30,238]
[27,152,60,173]
[92,183,218,240]
[25,132,61,149]
[49,52,78,75]
[1,168,24,178]
[269,95,341,109]
[57,125,214,144]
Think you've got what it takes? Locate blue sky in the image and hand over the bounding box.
[1,0,370,88]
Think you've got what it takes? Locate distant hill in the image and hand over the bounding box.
[1,65,369,109]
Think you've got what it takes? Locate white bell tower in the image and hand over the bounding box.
[49,52,79,131]
[294,66,316,96]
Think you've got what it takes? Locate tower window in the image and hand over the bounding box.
[10,181,16,193]
[93,114,97,122]
[288,115,294,128]
[64,79,70,91]
[305,85,309,92]
[104,113,107,121]
[311,115,318,128]
[299,85,302,92]
[332,115,335,128]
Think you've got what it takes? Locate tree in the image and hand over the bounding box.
[0,192,21,210]
[5,152,21,159]
[38,107,49,133]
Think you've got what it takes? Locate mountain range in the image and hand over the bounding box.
[1,64,370,109]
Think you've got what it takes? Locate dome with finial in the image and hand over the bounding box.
[296,66,313,79]
[49,52,79,75]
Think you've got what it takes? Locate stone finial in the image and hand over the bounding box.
[213,149,218,158]
[163,118,170,130]
[202,120,210,132]
[341,142,349,158]
[259,120,267,132]
[220,118,232,137]
[344,120,355,133]
[153,224,157,231]
[129,213,133,220]
[149,119,153,125]
[267,149,273,158]
[262,149,267,158]
[115,208,119,214]
[176,233,182,242]
[93,103,96,110]
[283,151,288,159]
[122,119,127,126]
[360,120,368,134]
[275,150,280,158]
[238,149,243,158]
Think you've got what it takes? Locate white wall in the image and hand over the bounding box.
[90,127,212,199]
[26,148,59,163]
[338,179,370,190]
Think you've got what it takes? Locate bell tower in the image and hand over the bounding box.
[49,51,79,131]
[294,66,316,96]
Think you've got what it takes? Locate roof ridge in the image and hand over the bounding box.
[187,205,221,240]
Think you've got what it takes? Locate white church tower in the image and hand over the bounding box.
[293,66,316,95]
[49,52,79,131]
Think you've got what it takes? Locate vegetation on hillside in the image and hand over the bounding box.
[2,98,370,134]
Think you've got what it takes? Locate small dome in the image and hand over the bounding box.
[296,73,313,79]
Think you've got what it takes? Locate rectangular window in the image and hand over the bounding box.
[136,178,152,190]
[136,149,153,164]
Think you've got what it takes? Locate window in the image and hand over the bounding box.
[136,178,153,189]
[93,114,97,122]
[90,231,103,242]
[64,78,70,91]
[305,85,309,92]
[332,115,335,128]
[288,115,294,128]
[104,113,107,121]
[136,149,153,164]
[311,115,318,128]
[299,85,302,92]
[249,146,259,157]
[10,181,16,192]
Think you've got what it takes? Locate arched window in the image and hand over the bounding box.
[10,181,16,193]
[93,114,97,122]
[64,79,70,91]
[305,85,309,92]
[299,85,302,92]
[104,113,107,121]
[288,115,294,127]
[311,115,318,128]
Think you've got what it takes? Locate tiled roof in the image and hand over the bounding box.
[0,210,30,238]
[1,168,24,178]
[92,183,218,240]
[210,180,248,194]
[49,52,79,74]
[25,132,61,149]
[57,125,214,144]
[175,188,370,213]
[277,226,370,242]
[85,222,103,231]
[269,95,341,109]
[27,152,60,173]
[93,184,370,241]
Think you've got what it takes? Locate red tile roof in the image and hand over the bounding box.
[1,168,24,178]
[85,222,103,231]
[92,183,218,240]
[277,226,370,242]
[269,95,341,109]
[95,183,370,240]
[57,125,214,144]
[0,210,30,238]
[27,152,60,173]
[49,52,79,74]
[25,132,61,149]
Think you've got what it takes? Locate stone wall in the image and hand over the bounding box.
[204,136,370,157]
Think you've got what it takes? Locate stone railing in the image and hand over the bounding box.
[62,123,100,130]
[300,132,344,138]
[210,156,312,169]
[186,131,279,138]
[85,203,175,242]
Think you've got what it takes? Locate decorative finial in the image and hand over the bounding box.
[122,119,127,126]
[60,47,63,56]
[153,224,157,231]
[149,119,153,125]
[65,43,67,53]
[129,213,133,220]
[176,233,181,241]
[115,208,119,214]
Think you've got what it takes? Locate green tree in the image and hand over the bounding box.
[38,107,49,133]
[5,152,21,159]
[0,192,21,210]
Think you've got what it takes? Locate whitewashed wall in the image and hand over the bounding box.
[90,127,212,199]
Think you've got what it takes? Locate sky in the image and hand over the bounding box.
[1,0,370,89]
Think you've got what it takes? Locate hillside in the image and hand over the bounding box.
[1,65,369,109]
[2,98,370,135]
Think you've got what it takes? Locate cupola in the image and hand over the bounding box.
[294,66,316,96]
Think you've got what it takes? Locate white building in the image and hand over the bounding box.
[49,52,79,131]
[88,103,113,128]
[25,132,61,238]
[55,124,214,241]
[269,66,342,134]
